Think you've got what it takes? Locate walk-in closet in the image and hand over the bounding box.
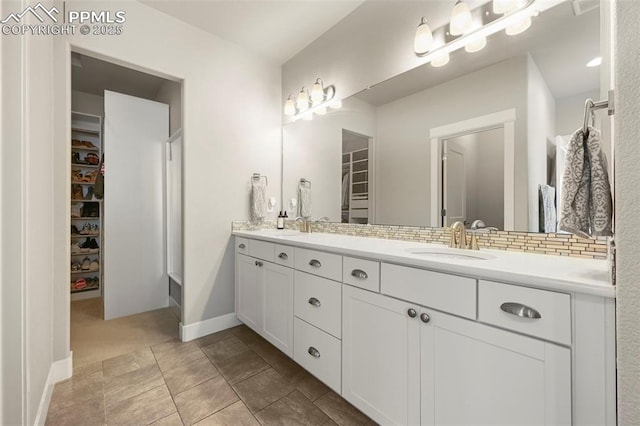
[69,53,183,365]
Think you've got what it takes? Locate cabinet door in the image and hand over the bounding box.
[342,285,420,425]
[262,262,294,356]
[236,254,263,332]
[421,310,571,426]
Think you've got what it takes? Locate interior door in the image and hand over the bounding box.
[103,91,169,320]
[443,141,466,226]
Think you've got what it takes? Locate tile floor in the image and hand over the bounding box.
[47,324,375,425]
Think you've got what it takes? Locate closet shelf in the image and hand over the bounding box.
[71,269,100,275]
[71,234,100,238]
[71,249,100,255]
[71,198,101,202]
[71,216,100,220]
[72,128,100,135]
[71,146,99,152]
[71,181,96,185]
[72,163,99,168]
[71,286,100,294]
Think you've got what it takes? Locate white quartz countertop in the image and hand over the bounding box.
[233,229,615,298]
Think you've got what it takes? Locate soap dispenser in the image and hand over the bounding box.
[277,211,284,229]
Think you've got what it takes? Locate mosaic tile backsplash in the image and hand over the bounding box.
[232,220,609,260]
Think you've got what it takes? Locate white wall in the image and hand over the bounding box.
[615,0,640,423]
[283,96,376,221]
[50,1,282,357]
[155,80,182,135]
[526,55,556,231]
[374,56,529,228]
[556,89,600,136]
[1,0,56,423]
[71,90,104,116]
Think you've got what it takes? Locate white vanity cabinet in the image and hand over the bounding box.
[343,284,571,426]
[235,242,294,356]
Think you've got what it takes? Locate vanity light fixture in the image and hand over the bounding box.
[586,56,602,67]
[414,0,537,66]
[284,78,338,121]
[450,0,473,36]
[414,17,434,55]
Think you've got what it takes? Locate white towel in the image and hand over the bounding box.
[250,179,266,222]
[539,184,556,233]
[558,126,613,238]
[341,174,350,209]
[298,186,311,218]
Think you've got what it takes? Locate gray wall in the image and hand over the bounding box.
[155,80,182,135]
[615,0,640,423]
[72,90,104,116]
[556,89,600,136]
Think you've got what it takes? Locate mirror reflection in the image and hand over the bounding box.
[283,1,603,232]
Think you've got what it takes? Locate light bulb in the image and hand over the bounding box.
[296,88,309,111]
[450,1,472,36]
[414,17,433,54]
[493,0,518,14]
[302,112,313,121]
[284,96,296,116]
[311,78,324,103]
[464,35,487,53]
[505,15,531,35]
[329,99,342,109]
[431,52,450,67]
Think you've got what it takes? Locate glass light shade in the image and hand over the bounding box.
[586,57,602,67]
[316,107,327,115]
[493,0,518,14]
[311,79,325,103]
[414,17,433,54]
[431,52,450,67]
[450,1,472,36]
[329,99,342,109]
[296,88,309,111]
[302,112,313,121]
[464,35,487,53]
[505,15,531,35]
[284,96,296,116]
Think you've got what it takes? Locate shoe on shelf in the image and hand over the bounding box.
[81,141,97,149]
[72,152,80,163]
[84,187,94,200]
[88,238,99,249]
[79,224,89,235]
[73,278,87,290]
[71,225,80,235]
[70,242,81,254]
[71,169,82,181]
[89,258,99,271]
[71,203,83,218]
[71,139,83,147]
[86,153,99,165]
[71,262,81,272]
[80,238,92,252]
[81,257,91,271]
[71,184,84,200]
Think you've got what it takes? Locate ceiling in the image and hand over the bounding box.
[140,0,365,64]
[355,1,600,106]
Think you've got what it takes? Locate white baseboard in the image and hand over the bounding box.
[180,312,241,342]
[33,352,73,425]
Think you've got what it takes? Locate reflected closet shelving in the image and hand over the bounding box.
[70,111,103,301]
[342,147,369,224]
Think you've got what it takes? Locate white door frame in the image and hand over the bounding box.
[430,109,516,229]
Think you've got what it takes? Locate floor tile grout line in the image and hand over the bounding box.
[150,344,185,426]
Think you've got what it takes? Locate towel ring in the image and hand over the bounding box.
[299,178,311,189]
[252,173,268,186]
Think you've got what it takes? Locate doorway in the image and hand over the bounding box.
[69,52,183,366]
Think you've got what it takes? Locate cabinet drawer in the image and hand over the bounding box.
[275,244,294,268]
[294,248,342,281]
[343,257,380,293]
[236,237,249,255]
[248,239,275,262]
[294,271,342,338]
[294,317,341,393]
[381,263,476,319]
[478,280,571,345]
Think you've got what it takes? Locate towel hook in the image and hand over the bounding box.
[582,90,615,137]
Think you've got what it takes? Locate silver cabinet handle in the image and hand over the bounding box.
[308,347,321,358]
[255,261,264,267]
[351,269,368,279]
[308,297,321,307]
[407,308,417,318]
[500,302,541,319]
[238,243,246,249]
[278,252,288,260]
[309,259,322,268]
[420,313,430,323]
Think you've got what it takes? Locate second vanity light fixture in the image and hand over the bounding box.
[415,0,537,67]
[284,78,340,121]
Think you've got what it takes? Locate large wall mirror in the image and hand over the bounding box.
[283,0,605,232]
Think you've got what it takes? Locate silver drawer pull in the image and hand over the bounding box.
[278,252,288,260]
[308,297,321,307]
[351,269,368,279]
[255,261,264,267]
[238,243,246,249]
[309,259,322,268]
[420,312,430,323]
[308,347,321,358]
[500,302,541,319]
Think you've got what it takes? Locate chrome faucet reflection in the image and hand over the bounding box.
[295,216,331,233]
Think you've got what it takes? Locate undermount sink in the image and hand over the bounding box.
[406,247,496,261]
[254,229,304,237]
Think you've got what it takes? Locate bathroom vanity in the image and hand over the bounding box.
[233,230,615,426]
